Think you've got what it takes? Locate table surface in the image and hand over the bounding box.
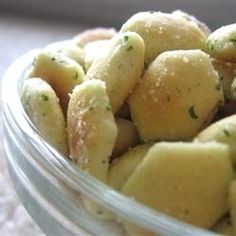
[0,13,89,236]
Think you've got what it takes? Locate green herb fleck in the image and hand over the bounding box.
[42,112,46,116]
[73,71,79,80]
[207,41,214,51]
[188,105,198,119]
[210,43,215,51]
[124,35,129,41]
[229,38,236,43]
[208,40,217,51]
[220,76,224,81]
[41,94,49,101]
[32,56,36,66]
[126,45,133,51]
[106,105,111,111]
[223,128,231,137]
[144,62,149,70]
[88,107,93,111]
[215,83,221,91]
[51,56,56,61]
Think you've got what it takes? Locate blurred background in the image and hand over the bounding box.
[1,0,236,29]
[0,1,235,235]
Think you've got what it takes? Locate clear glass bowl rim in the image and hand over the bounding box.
[1,46,216,236]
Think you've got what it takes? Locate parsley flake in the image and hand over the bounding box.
[144,62,149,70]
[229,38,236,43]
[73,71,79,80]
[106,106,111,111]
[208,40,217,51]
[41,94,49,101]
[223,128,231,137]
[210,44,215,51]
[32,56,36,66]
[126,45,133,51]
[124,35,129,41]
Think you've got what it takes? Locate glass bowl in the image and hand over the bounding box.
[1,47,216,236]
